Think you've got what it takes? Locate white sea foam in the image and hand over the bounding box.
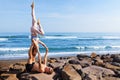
[0,47,29,51]
[75,46,105,50]
[74,46,120,50]
[0,38,8,42]
[102,36,120,39]
[44,36,77,39]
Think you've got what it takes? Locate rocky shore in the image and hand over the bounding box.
[0,53,120,80]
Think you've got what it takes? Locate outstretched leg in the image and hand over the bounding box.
[31,1,37,26]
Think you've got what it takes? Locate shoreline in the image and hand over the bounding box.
[0,51,120,60]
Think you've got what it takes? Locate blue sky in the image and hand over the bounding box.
[0,0,120,33]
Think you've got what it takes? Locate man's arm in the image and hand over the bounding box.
[38,51,42,69]
[37,40,48,65]
[43,47,49,65]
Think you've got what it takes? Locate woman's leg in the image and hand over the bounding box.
[31,1,37,26]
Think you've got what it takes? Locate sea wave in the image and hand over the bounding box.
[78,36,120,40]
[75,46,120,50]
[0,47,29,51]
[44,36,77,39]
[0,35,29,38]
[0,38,8,42]
[101,36,120,39]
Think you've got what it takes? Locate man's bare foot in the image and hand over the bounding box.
[31,2,34,8]
[37,18,40,25]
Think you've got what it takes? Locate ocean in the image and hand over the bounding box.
[0,32,120,60]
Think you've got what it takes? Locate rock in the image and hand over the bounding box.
[0,67,9,73]
[62,64,82,80]
[90,52,97,58]
[113,56,120,63]
[18,72,56,80]
[103,58,113,62]
[68,57,80,62]
[77,54,89,60]
[102,76,120,80]
[49,59,66,69]
[111,54,120,58]
[72,64,82,70]
[114,70,120,78]
[69,59,80,64]
[79,58,93,68]
[104,63,120,71]
[94,57,104,66]
[59,57,68,60]
[9,62,25,73]
[111,62,120,67]
[0,73,18,80]
[83,73,99,80]
[48,58,57,63]
[82,65,115,79]
[48,59,66,78]
[101,54,113,62]
[111,54,120,63]
[101,54,111,59]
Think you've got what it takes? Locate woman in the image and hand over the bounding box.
[30,1,48,51]
[26,39,53,74]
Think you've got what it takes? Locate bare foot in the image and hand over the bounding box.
[31,2,34,8]
[37,18,40,25]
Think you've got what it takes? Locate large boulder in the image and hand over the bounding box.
[94,57,104,66]
[90,52,97,58]
[102,76,120,80]
[62,64,82,80]
[77,54,89,60]
[9,62,26,73]
[0,73,18,80]
[82,65,115,79]
[79,57,93,68]
[111,62,120,67]
[104,63,120,71]
[68,57,80,64]
[17,72,56,80]
[111,54,120,63]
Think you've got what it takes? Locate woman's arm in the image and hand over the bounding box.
[37,18,44,35]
